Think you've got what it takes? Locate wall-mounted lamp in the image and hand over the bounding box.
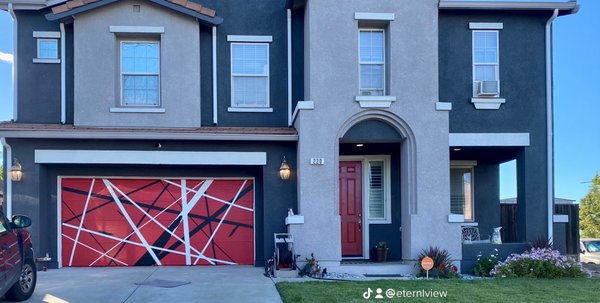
[10,158,23,182]
[279,156,291,180]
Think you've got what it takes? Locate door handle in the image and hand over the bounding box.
[358,213,362,231]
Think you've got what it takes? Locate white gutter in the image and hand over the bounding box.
[212,26,218,125]
[8,3,17,121]
[546,8,558,242]
[60,22,66,124]
[1,138,13,218]
[287,9,292,126]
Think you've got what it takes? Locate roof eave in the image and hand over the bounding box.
[439,1,579,16]
[45,0,223,25]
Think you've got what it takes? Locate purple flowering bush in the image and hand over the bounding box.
[491,247,587,278]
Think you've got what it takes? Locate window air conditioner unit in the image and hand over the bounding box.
[477,80,499,96]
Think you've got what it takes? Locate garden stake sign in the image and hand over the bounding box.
[421,257,434,279]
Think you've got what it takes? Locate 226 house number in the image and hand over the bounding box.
[310,158,325,165]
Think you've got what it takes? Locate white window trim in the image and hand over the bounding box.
[119,40,161,108]
[33,58,60,64]
[472,30,500,98]
[36,38,58,60]
[354,12,395,21]
[227,107,273,113]
[109,26,165,34]
[227,35,273,43]
[33,31,61,38]
[469,22,503,30]
[340,155,392,224]
[358,29,386,97]
[450,163,476,223]
[109,107,165,113]
[230,42,270,109]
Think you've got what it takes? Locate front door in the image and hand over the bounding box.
[339,161,363,257]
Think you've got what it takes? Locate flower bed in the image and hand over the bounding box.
[491,247,588,278]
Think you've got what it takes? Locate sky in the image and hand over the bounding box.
[0,0,599,202]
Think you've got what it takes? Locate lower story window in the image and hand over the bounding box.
[450,166,474,221]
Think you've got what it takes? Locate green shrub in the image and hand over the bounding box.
[491,247,588,278]
[416,246,459,279]
[473,249,500,277]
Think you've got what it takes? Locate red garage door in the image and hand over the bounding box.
[60,178,254,267]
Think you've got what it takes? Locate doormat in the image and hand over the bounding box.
[135,279,191,288]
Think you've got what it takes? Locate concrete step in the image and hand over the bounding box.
[338,261,414,276]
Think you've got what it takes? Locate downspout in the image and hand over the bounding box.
[60,22,66,124]
[8,3,17,121]
[1,138,13,218]
[287,9,292,126]
[546,9,559,242]
[212,26,218,125]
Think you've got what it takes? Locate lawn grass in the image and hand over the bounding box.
[276,278,600,302]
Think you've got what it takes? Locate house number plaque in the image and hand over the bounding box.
[310,158,325,165]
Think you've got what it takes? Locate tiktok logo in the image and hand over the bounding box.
[363,288,373,299]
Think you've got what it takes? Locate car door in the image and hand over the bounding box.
[0,213,20,289]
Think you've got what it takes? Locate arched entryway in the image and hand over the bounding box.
[336,111,417,261]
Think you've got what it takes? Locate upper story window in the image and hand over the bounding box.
[33,31,61,64]
[230,43,270,109]
[38,39,58,59]
[121,41,160,107]
[353,13,396,108]
[359,29,385,96]
[472,30,499,97]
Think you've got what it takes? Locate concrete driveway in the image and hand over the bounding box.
[1,266,282,303]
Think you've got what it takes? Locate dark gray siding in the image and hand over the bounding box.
[65,23,74,124]
[15,9,61,123]
[6,138,297,267]
[440,11,552,242]
[209,0,289,127]
[439,10,551,133]
[291,6,304,112]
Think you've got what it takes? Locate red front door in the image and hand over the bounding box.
[339,161,363,257]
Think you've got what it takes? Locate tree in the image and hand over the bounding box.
[0,165,3,181]
[580,174,600,238]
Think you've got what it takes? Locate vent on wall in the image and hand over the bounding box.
[133,5,141,12]
[477,80,499,96]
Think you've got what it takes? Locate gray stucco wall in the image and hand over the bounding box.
[5,138,296,268]
[292,0,460,268]
[15,9,61,124]
[73,0,201,128]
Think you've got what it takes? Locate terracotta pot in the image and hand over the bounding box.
[376,248,388,262]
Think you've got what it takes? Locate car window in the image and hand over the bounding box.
[586,241,600,252]
[0,215,8,234]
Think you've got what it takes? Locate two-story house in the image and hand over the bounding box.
[0,0,578,274]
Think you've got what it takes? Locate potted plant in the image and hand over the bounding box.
[375,241,389,262]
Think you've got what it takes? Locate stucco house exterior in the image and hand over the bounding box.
[0,0,578,273]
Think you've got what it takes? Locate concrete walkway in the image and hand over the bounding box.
[1,266,282,303]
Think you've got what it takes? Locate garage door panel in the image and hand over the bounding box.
[61,178,254,267]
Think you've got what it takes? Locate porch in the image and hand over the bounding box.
[461,243,530,274]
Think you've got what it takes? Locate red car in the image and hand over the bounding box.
[0,213,36,301]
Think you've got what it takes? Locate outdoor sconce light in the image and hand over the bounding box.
[279,157,291,180]
[10,158,23,182]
